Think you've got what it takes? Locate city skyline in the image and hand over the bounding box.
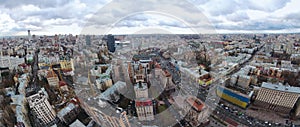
[1,0,300,36]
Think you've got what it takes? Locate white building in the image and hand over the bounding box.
[0,56,24,69]
[95,77,113,90]
[254,82,300,114]
[134,82,148,99]
[26,89,56,126]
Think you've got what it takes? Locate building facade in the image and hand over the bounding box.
[174,96,210,126]
[134,82,148,99]
[46,69,59,87]
[26,89,56,126]
[185,96,210,126]
[135,99,154,121]
[119,111,131,127]
[254,82,300,114]
[85,35,91,46]
[107,34,116,53]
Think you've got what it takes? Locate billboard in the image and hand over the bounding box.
[216,86,250,108]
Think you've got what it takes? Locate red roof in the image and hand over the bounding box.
[59,81,67,86]
[61,68,73,72]
[187,96,204,111]
[163,70,171,77]
[135,100,152,107]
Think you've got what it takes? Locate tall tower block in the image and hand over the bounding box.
[28,30,31,41]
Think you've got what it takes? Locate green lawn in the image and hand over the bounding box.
[158,105,168,113]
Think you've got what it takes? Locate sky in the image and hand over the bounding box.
[1,0,300,36]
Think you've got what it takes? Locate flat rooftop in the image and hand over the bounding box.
[262,82,300,94]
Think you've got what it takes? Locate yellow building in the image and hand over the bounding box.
[60,59,74,71]
[199,74,213,88]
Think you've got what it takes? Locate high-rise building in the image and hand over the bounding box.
[86,35,91,46]
[26,89,56,126]
[107,34,116,53]
[27,30,31,41]
[133,62,154,121]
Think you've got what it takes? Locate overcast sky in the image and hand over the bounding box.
[1,0,300,36]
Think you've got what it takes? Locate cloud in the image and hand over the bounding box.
[285,12,300,21]
[226,11,249,22]
[215,19,299,31]
[0,0,299,35]
[0,12,19,34]
[0,0,72,8]
[246,0,291,12]
[202,0,240,16]
[81,0,214,34]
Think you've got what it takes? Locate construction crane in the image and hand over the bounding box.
[88,70,96,97]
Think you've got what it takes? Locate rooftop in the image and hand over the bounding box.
[57,103,76,118]
[163,70,171,77]
[186,96,205,112]
[69,119,85,127]
[47,69,58,78]
[98,81,126,101]
[59,81,67,86]
[134,82,148,90]
[261,82,300,94]
[180,66,208,79]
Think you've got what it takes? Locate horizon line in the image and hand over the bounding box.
[2,32,300,37]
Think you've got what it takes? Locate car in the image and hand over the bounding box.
[248,116,254,120]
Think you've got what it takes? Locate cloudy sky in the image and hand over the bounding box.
[1,0,300,36]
